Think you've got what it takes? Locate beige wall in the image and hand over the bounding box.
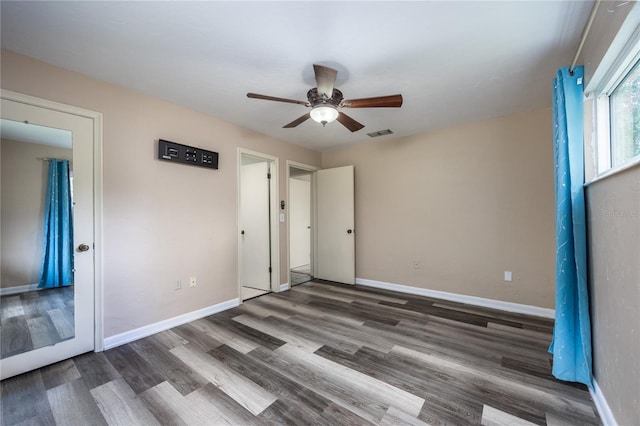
[322,107,555,308]
[1,50,320,337]
[586,166,640,426]
[581,2,640,425]
[1,139,72,288]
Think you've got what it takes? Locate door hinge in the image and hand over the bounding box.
[269,266,272,273]
[267,173,271,179]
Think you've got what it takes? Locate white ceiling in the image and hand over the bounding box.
[0,118,73,149]
[0,1,593,151]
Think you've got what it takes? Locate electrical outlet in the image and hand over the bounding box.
[504,271,512,282]
[190,276,197,287]
[174,280,182,290]
[413,261,420,269]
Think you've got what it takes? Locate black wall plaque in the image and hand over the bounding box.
[158,139,218,169]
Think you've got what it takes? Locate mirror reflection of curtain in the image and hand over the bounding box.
[38,159,74,288]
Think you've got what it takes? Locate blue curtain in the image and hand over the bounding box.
[39,159,74,289]
[549,66,592,386]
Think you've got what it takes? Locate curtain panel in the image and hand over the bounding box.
[39,159,74,289]
[549,66,592,386]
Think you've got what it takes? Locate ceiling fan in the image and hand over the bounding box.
[247,64,403,132]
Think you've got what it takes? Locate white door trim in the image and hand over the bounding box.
[286,160,319,287]
[0,90,104,354]
[237,148,280,300]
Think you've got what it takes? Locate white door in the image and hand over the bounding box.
[1,97,95,379]
[240,161,271,291]
[315,165,355,285]
[290,176,311,269]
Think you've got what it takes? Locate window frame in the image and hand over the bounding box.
[590,32,640,180]
[595,52,640,177]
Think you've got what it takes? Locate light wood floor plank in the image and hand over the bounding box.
[129,337,209,396]
[46,379,107,426]
[264,294,366,326]
[46,309,73,340]
[233,313,323,352]
[170,344,278,416]
[187,383,263,426]
[482,404,539,426]
[26,316,60,349]
[380,406,432,426]
[277,343,425,417]
[189,319,258,354]
[141,381,212,426]
[1,296,25,320]
[90,378,160,426]
[310,282,409,305]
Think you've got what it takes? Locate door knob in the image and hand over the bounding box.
[347,229,353,234]
[78,243,90,252]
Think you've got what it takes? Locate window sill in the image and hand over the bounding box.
[585,156,640,187]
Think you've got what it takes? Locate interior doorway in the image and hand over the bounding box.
[238,149,279,301]
[288,162,318,286]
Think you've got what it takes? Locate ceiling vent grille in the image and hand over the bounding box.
[367,129,394,138]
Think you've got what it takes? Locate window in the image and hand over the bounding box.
[610,59,640,167]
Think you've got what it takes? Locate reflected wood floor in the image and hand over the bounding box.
[0,286,74,359]
[291,264,312,286]
[1,281,601,425]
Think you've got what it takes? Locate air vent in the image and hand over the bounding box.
[367,129,394,138]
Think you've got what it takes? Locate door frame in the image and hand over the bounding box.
[0,90,104,370]
[237,148,280,300]
[286,161,319,288]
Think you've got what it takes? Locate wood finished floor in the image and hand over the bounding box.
[1,286,74,359]
[0,281,601,426]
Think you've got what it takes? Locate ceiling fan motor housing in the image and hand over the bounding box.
[307,88,343,107]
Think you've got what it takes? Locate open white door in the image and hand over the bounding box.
[240,161,271,291]
[1,94,97,379]
[315,165,355,285]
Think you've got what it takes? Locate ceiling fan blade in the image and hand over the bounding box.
[283,113,311,128]
[337,112,365,132]
[313,64,338,99]
[247,93,308,106]
[341,94,403,108]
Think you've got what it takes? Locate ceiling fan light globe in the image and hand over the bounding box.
[310,106,339,125]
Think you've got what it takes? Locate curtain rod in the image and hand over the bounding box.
[570,0,601,75]
[38,157,72,163]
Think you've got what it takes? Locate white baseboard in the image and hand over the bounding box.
[355,278,555,319]
[0,283,39,296]
[590,378,618,426]
[279,283,290,292]
[103,298,239,350]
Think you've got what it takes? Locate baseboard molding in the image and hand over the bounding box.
[355,278,555,319]
[103,298,239,350]
[590,378,618,426]
[279,283,290,292]
[0,283,39,296]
